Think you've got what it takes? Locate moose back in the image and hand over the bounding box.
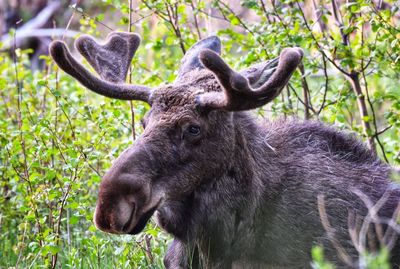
[50,32,400,268]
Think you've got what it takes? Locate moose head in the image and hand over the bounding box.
[49,32,302,237]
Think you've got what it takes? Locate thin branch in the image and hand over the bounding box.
[360,22,388,162]
[317,195,356,268]
[298,63,312,119]
[190,0,202,39]
[297,0,376,152]
[215,0,269,58]
[331,0,349,46]
[142,0,186,54]
[352,189,389,249]
[145,234,154,263]
[164,1,186,54]
[317,54,329,115]
[352,188,400,253]
[288,84,317,115]
[296,1,352,77]
[259,0,272,24]
[130,11,155,26]
[70,3,114,31]
[128,0,136,142]
[12,21,43,246]
[270,0,288,30]
[51,180,73,269]
[190,5,226,21]
[311,0,326,33]
[373,125,392,137]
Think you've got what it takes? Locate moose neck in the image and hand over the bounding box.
[190,111,276,262]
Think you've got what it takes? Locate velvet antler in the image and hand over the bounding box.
[197,48,303,111]
[49,32,152,102]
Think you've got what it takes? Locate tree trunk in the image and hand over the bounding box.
[346,71,376,153]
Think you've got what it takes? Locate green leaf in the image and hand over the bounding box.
[362,116,371,122]
[228,14,240,26]
[0,78,6,89]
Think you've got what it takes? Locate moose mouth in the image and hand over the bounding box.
[124,201,161,235]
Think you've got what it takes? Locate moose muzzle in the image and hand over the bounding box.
[93,146,162,234]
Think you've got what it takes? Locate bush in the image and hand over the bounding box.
[1,0,399,268]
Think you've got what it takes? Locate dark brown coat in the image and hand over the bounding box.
[50,32,400,269]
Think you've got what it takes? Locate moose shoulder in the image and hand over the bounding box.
[49,32,400,269]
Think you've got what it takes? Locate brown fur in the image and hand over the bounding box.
[50,32,400,269]
[94,73,400,268]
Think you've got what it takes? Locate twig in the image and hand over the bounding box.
[130,11,155,26]
[296,1,352,77]
[382,203,400,251]
[145,234,154,263]
[51,180,74,269]
[166,1,186,54]
[346,72,376,152]
[142,0,186,54]
[311,0,326,33]
[270,0,288,30]
[317,54,329,115]
[190,5,226,21]
[331,0,349,46]
[317,195,356,267]
[128,0,136,142]
[70,3,114,32]
[352,188,400,254]
[373,125,392,137]
[15,216,28,269]
[189,0,202,39]
[352,189,389,249]
[286,86,293,114]
[45,85,75,138]
[360,23,388,162]
[298,63,312,119]
[288,84,317,115]
[259,0,272,24]
[0,90,13,120]
[215,0,269,57]
[298,0,376,152]
[370,3,400,37]
[348,211,362,253]
[12,21,44,248]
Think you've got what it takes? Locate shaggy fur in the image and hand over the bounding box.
[150,71,400,269]
[49,32,400,269]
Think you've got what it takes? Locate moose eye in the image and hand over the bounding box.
[187,125,201,136]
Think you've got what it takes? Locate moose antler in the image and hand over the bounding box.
[197,48,303,111]
[49,32,152,102]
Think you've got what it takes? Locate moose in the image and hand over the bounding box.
[49,32,400,268]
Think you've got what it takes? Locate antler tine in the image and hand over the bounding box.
[75,32,140,84]
[49,38,152,102]
[197,48,303,111]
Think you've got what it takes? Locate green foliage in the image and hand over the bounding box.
[312,246,335,269]
[0,48,166,267]
[312,245,392,269]
[1,0,399,268]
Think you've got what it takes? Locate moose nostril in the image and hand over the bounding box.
[121,202,136,232]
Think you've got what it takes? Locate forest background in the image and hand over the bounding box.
[0,0,399,268]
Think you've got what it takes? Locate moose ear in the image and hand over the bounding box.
[75,32,140,83]
[176,36,221,81]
